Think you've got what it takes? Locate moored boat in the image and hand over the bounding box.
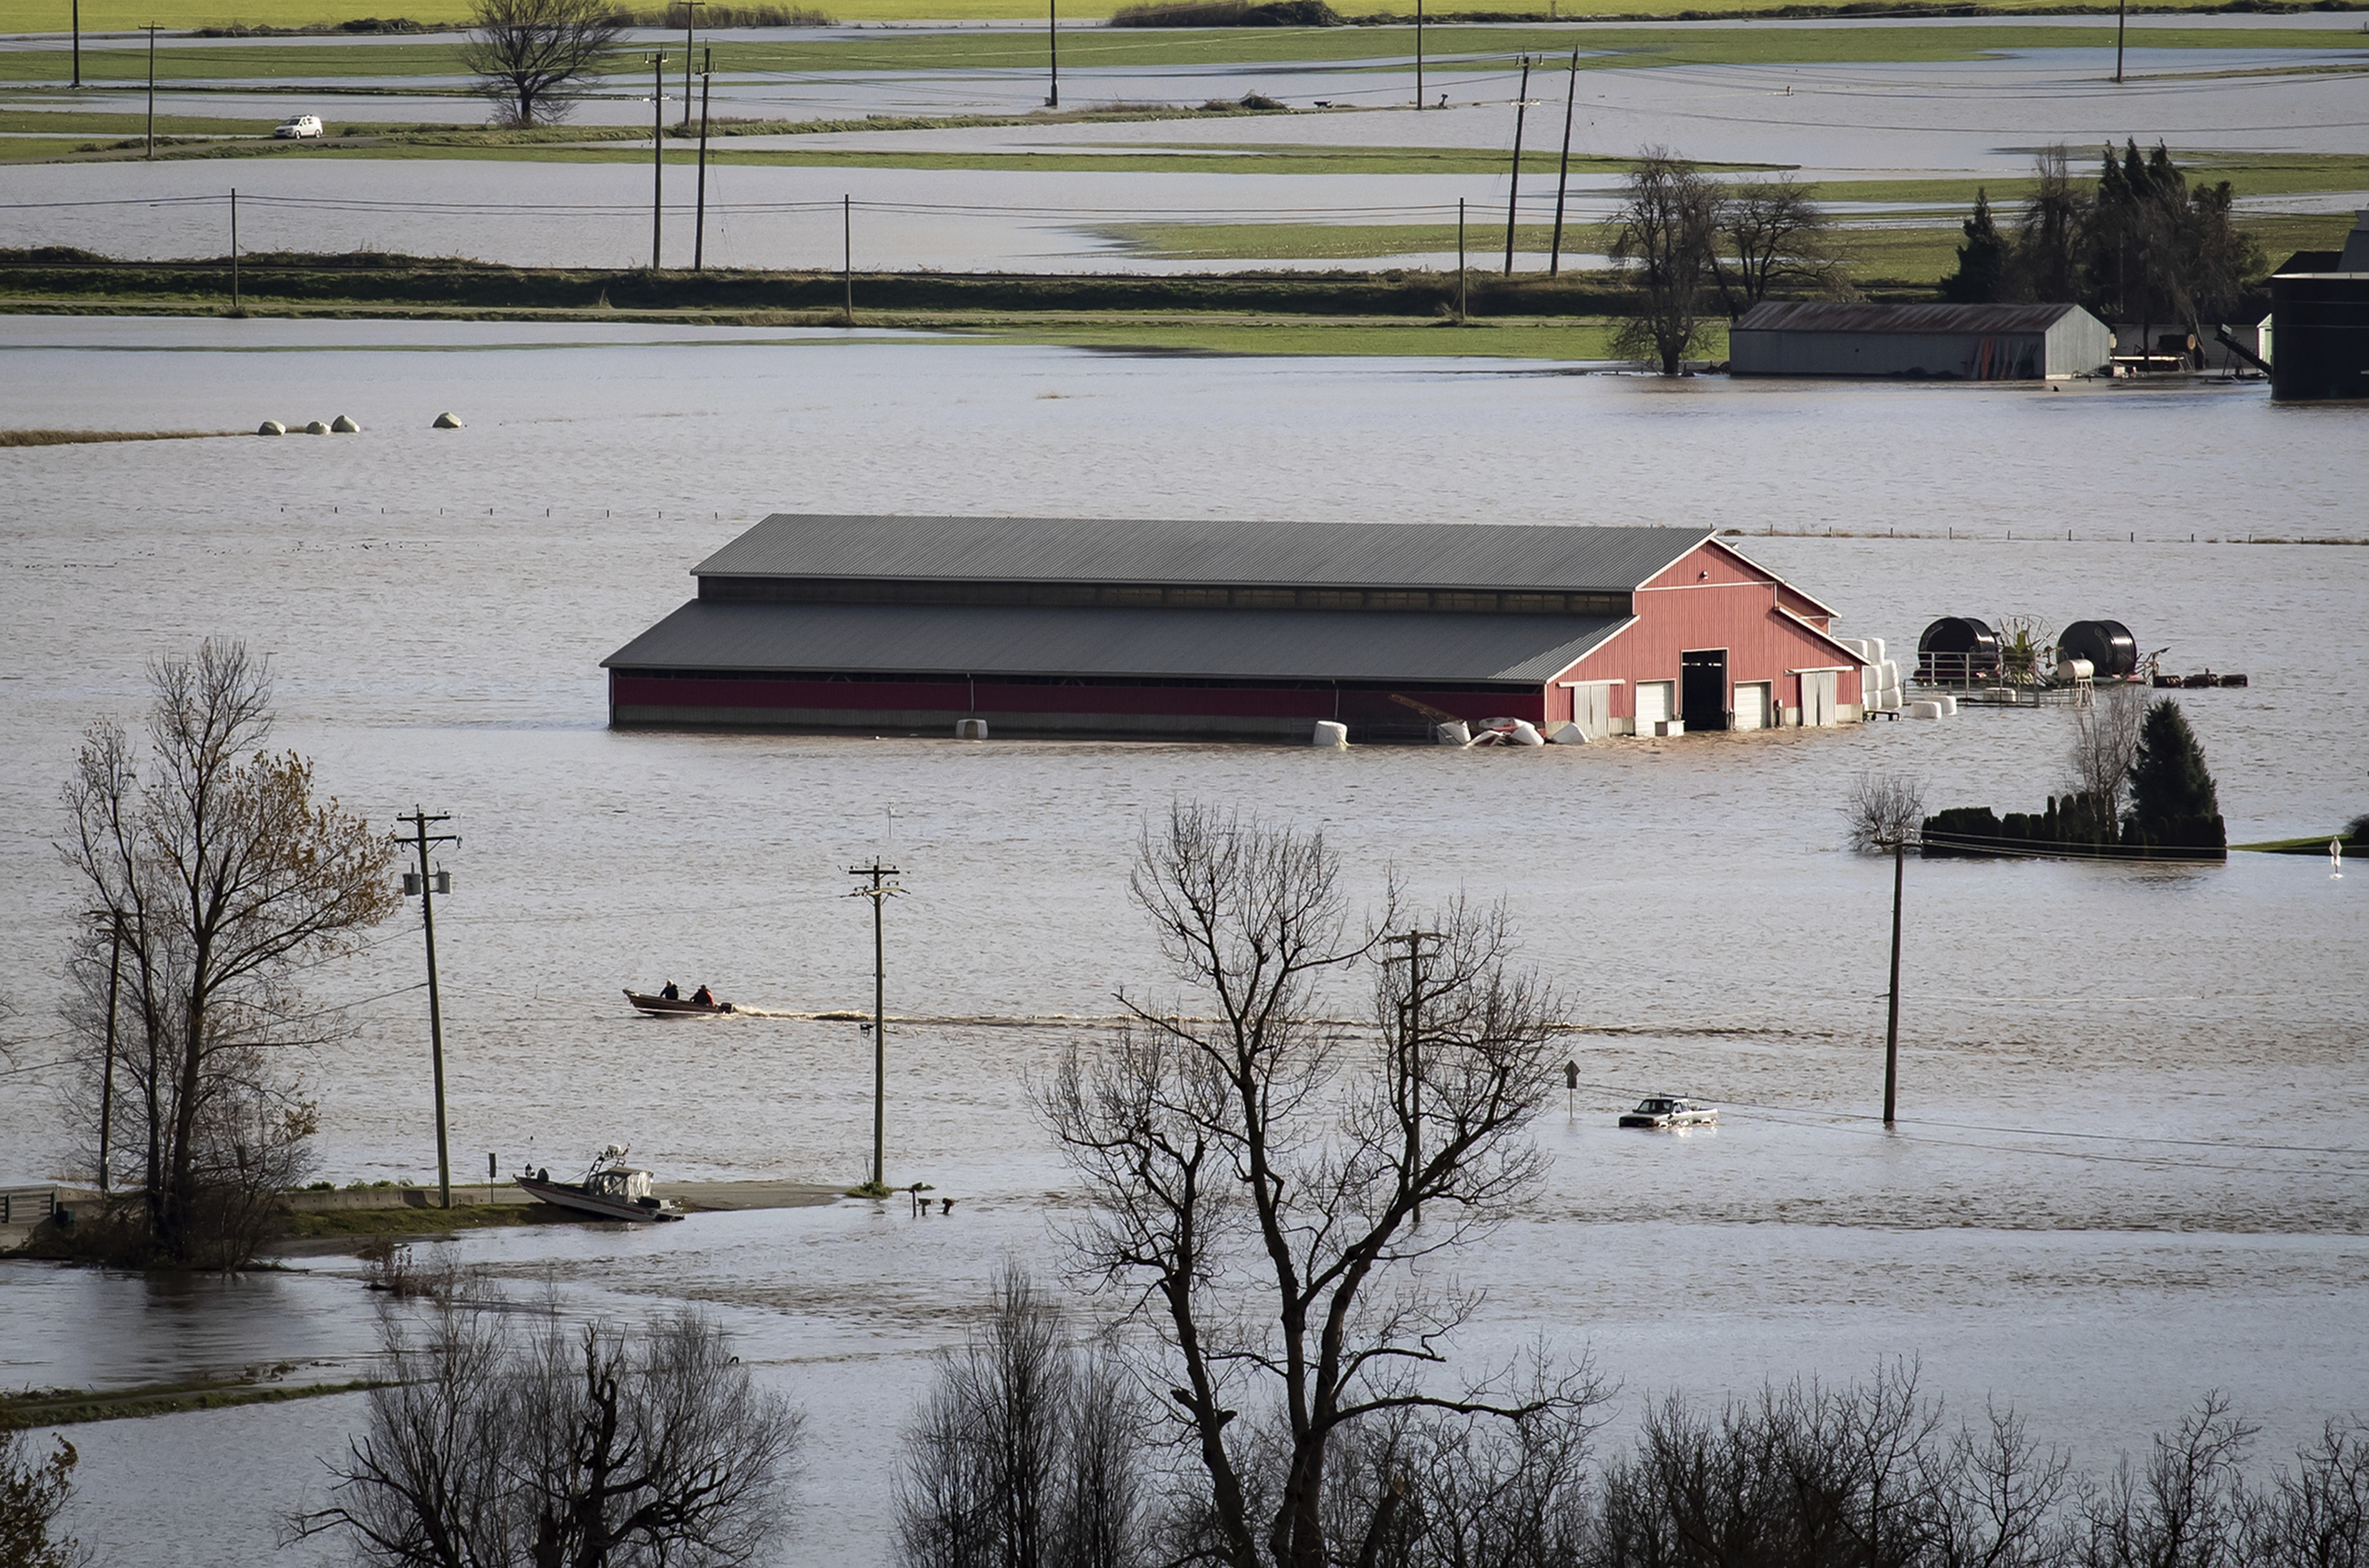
[516,1146,685,1222]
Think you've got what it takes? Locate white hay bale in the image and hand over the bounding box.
[1908,700,1943,720]
[330,414,360,433]
[1311,720,1349,749]
[432,411,464,429]
[256,421,284,436]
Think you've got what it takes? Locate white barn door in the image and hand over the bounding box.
[1733,682,1769,731]
[1636,681,1672,730]
[1568,682,1613,740]
[1801,670,1838,728]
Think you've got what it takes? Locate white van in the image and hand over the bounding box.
[273,114,324,139]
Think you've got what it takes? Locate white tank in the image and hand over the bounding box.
[2055,658,2095,683]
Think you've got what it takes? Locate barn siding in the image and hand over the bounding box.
[1552,541,1862,727]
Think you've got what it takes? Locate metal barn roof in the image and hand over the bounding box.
[691,516,1708,594]
[603,601,1631,685]
[1732,302,2093,335]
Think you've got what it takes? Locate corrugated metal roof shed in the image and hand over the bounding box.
[603,601,1630,685]
[692,516,1706,594]
[1733,302,2094,335]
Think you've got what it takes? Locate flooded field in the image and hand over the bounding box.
[7,17,2363,268]
[1,318,2364,1565]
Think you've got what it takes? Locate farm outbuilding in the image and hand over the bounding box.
[1728,301,2114,380]
[602,515,1870,743]
[2267,210,2369,403]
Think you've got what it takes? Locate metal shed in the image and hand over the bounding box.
[1729,302,2114,381]
[2268,210,2369,403]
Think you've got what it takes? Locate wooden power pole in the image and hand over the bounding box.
[1504,55,1533,275]
[1549,46,1580,276]
[1382,929,1445,1223]
[398,808,460,1207]
[847,859,903,1192]
[1884,834,1904,1126]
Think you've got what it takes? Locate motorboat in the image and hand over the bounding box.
[624,988,734,1016]
[1618,1096,1718,1129]
[515,1146,684,1223]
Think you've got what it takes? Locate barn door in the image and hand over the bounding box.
[1733,683,1769,731]
[1636,681,1671,729]
[1569,683,1612,741]
[1802,670,1838,727]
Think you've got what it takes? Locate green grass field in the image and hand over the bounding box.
[5,21,2362,85]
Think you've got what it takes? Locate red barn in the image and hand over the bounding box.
[603,516,1868,742]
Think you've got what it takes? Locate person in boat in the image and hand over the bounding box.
[692,984,714,1007]
[660,981,680,1001]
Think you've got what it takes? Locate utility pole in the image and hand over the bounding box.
[230,188,238,308]
[1414,0,1424,109]
[2115,0,2126,84]
[651,50,665,269]
[1549,46,1579,276]
[1883,833,1905,1127]
[842,193,853,324]
[1504,54,1533,275]
[682,1,702,129]
[144,24,159,159]
[1046,0,1059,107]
[1456,196,1467,322]
[398,808,460,1207]
[1383,930,1445,1224]
[847,859,903,1193]
[695,48,711,271]
[72,0,81,88]
[97,910,124,1192]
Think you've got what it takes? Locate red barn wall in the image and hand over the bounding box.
[1548,540,1861,725]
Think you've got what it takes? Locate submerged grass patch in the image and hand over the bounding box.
[0,427,243,445]
[0,1375,382,1428]
[960,314,1671,358]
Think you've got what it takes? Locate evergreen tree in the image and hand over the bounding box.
[2124,699,2225,852]
[1941,189,2015,304]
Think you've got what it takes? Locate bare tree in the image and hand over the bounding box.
[460,0,625,129]
[58,640,396,1268]
[1846,773,1927,854]
[1040,805,1592,1568]
[1711,175,1855,314]
[1,1430,86,1568]
[292,1302,802,1568]
[1609,148,1722,375]
[2076,1392,2257,1568]
[1930,1404,2076,1568]
[893,1265,1151,1568]
[2239,1419,2369,1568]
[2066,685,2144,819]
